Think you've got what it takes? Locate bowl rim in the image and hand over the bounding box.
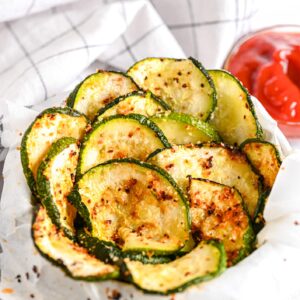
[223,24,300,129]
[223,24,300,69]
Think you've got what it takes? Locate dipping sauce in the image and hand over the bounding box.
[225,27,300,136]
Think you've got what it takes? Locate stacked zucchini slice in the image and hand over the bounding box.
[21,58,281,294]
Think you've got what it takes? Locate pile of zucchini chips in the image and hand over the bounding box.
[21,57,281,295]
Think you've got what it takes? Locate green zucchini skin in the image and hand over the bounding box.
[123,240,226,295]
[36,137,78,240]
[66,71,138,108]
[95,90,171,121]
[77,228,172,265]
[252,189,269,233]
[77,113,171,177]
[150,111,221,144]
[189,57,217,121]
[68,158,190,255]
[208,69,263,145]
[66,70,138,120]
[32,206,120,281]
[20,107,89,197]
[127,57,217,121]
[240,138,281,231]
[66,74,94,109]
[240,138,281,189]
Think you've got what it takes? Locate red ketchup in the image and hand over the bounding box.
[225,28,300,136]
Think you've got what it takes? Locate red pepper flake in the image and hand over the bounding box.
[128,131,134,138]
[1,288,14,294]
[182,83,187,88]
[202,156,213,169]
[111,289,122,300]
[69,150,77,157]
[48,114,56,121]
[170,294,176,300]
[85,124,92,133]
[165,163,174,170]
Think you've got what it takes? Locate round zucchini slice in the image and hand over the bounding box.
[127,57,216,120]
[67,71,138,121]
[78,114,170,176]
[36,137,79,239]
[20,107,89,195]
[240,138,281,189]
[96,91,171,122]
[68,159,190,255]
[32,206,119,280]
[188,178,255,265]
[124,240,226,295]
[208,69,263,145]
[150,112,220,144]
[148,143,261,218]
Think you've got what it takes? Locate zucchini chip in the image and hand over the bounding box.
[148,143,261,218]
[127,57,216,120]
[179,233,195,253]
[37,137,79,239]
[32,206,119,280]
[188,178,255,265]
[208,70,263,145]
[96,91,171,121]
[124,240,226,294]
[150,112,220,144]
[78,114,170,176]
[241,139,281,189]
[69,159,190,255]
[77,228,172,265]
[21,107,89,195]
[67,71,138,121]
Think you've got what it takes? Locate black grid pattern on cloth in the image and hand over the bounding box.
[0,0,258,95]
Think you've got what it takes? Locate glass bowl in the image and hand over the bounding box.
[223,25,300,138]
